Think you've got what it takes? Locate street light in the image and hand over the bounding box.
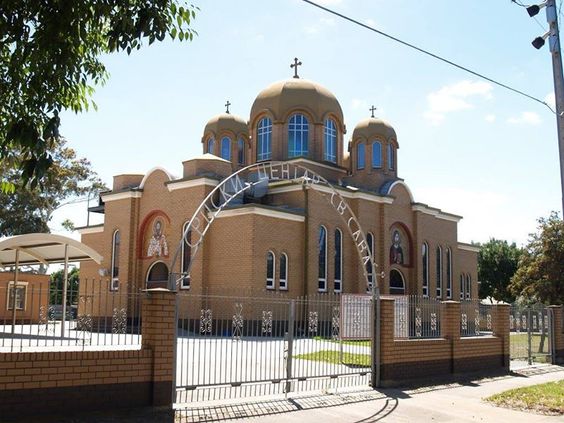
[527,1,546,17]
[532,31,550,49]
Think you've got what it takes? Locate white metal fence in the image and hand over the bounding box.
[393,295,443,339]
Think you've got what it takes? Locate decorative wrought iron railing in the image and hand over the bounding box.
[0,279,142,352]
[393,295,443,339]
[460,300,492,337]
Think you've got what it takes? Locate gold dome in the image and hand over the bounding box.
[352,117,397,142]
[250,79,343,123]
[203,113,248,139]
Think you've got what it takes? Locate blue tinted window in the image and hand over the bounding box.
[357,143,365,170]
[207,138,215,154]
[324,119,337,163]
[221,137,231,161]
[372,141,382,168]
[288,114,309,158]
[237,139,245,165]
[388,144,394,170]
[318,226,327,291]
[257,118,272,161]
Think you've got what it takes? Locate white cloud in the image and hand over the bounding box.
[485,114,496,123]
[507,111,541,125]
[545,92,555,109]
[351,98,369,110]
[424,80,493,125]
[364,18,376,27]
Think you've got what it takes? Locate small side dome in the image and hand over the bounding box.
[203,113,248,138]
[250,79,343,123]
[352,117,397,143]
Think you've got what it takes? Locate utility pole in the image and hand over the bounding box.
[546,0,564,217]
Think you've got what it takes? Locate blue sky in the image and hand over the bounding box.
[54,0,562,246]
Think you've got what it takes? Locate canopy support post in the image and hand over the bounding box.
[61,244,69,339]
[10,249,20,336]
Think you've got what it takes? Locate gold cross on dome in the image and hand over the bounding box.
[225,100,231,114]
[369,105,377,118]
[291,57,302,79]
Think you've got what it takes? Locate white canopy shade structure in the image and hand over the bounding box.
[0,233,103,337]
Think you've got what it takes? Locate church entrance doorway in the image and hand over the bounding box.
[389,269,405,295]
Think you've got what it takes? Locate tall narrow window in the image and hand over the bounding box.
[466,274,471,300]
[111,230,120,291]
[324,118,337,163]
[257,118,272,161]
[387,144,394,170]
[366,233,374,290]
[279,253,288,290]
[237,139,245,165]
[357,143,365,170]
[180,223,191,289]
[460,274,465,300]
[436,246,442,298]
[334,229,342,292]
[372,141,382,168]
[207,138,215,154]
[288,114,309,157]
[446,248,452,299]
[7,282,26,310]
[318,226,327,291]
[422,243,429,297]
[266,251,275,289]
[221,137,231,161]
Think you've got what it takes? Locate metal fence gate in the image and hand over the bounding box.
[509,303,554,364]
[174,292,374,405]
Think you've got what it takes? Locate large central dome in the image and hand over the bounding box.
[250,79,343,123]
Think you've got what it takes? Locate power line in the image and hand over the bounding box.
[301,0,555,114]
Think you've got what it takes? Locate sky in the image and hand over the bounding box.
[52,0,562,247]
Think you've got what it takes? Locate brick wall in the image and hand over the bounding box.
[549,305,564,364]
[379,298,509,387]
[0,289,176,419]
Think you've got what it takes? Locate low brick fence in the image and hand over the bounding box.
[550,305,564,364]
[0,288,175,419]
[379,298,510,387]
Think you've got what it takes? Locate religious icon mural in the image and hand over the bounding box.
[389,229,404,265]
[140,211,171,259]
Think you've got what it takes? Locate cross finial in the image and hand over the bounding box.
[290,57,302,79]
[225,100,231,114]
[369,105,377,118]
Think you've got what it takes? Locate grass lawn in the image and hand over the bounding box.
[510,333,550,361]
[313,336,371,347]
[486,380,564,416]
[294,350,371,367]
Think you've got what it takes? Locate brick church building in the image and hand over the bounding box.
[78,70,478,302]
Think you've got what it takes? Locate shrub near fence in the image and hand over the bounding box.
[0,279,142,352]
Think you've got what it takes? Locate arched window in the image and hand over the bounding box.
[324,118,337,163]
[279,253,288,290]
[366,232,374,290]
[207,138,215,154]
[180,223,191,290]
[257,118,272,161]
[110,230,120,291]
[466,274,471,300]
[436,246,442,298]
[372,141,382,168]
[460,274,465,300]
[221,137,231,161]
[288,114,309,157]
[387,144,395,170]
[334,229,342,292]
[446,248,452,299]
[389,269,405,295]
[237,138,245,165]
[318,226,327,291]
[147,261,169,285]
[422,243,429,297]
[266,251,275,289]
[357,143,365,170]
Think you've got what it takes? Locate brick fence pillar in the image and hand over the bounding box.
[441,301,460,374]
[548,305,563,364]
[491,303,510,370]
[142,288,176,407]
[378,297,395,384]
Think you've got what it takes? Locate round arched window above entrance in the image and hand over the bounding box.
[389,269,405,295]
[147,261,169,288]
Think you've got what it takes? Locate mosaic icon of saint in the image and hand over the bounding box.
[389,230,404,265]
[147,219,168,257]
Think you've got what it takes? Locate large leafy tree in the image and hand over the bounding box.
[478,239,521,303]
[50,266,80,305]
[509,212,564,305]
[1,1,197,190]
[0,137,106,236]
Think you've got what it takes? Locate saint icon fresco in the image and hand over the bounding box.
[389,229,404,265]
[147,219,168,257]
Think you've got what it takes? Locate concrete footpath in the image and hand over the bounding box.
[179,365,564,423]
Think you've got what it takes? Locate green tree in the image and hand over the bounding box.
[509,212,564,305]
[50,266,79,306]
[0,137,106,236]
[1,1,197,190]
[478,238,522,303]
